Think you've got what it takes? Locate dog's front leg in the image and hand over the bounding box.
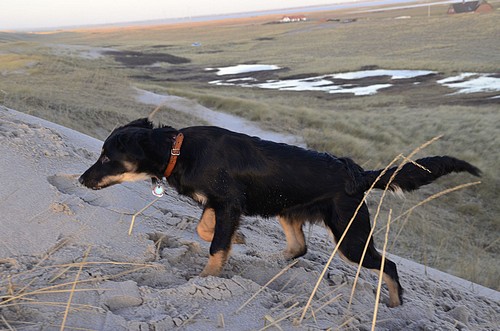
[197,207,246,244]
[200,205,241,277]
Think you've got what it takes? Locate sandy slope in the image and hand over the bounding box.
[0,106,498,330]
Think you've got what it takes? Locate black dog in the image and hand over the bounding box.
[79,118,480,307]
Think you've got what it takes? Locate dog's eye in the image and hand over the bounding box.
[101,155,111,164]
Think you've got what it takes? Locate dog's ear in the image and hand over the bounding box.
[120,118,154,130]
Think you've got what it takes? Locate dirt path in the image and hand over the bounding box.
[134,88,305,146]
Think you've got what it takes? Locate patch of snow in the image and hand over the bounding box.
[216,72,396,96]
[436,73,477,84]
[329,83,392,96]
[208,67,499,98]
[210,64,281,76]
[332,69,435,80]
[257,77,336,92]
[438,73,500,94]
[226,77,256,82]
[256,78,392,96]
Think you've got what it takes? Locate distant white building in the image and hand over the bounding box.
[280,15,307,23]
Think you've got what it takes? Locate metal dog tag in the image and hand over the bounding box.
[152,181,165,197]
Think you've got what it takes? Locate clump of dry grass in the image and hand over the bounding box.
[0,247,157,329]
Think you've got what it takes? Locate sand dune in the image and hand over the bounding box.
[0,106,498,330]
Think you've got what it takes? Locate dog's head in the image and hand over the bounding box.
[79,118,176,190]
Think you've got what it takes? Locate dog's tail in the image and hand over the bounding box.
[346,156,481,195]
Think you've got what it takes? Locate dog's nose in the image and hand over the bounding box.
[78,176,84,185]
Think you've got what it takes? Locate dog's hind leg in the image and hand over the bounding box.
[197,207,246,244]
[325,197,403,307]
[200,204,241,277]
[278,216,307,259]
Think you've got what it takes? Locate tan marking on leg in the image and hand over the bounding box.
[197,208,216,242]
[292,220,306,255]
[278,216,306,259]
[232,231,246,244]
[199,250,229,277]
[196,208,245,244]
[368,269,401,307]
[382,273,402,307]
[327,228,402,307]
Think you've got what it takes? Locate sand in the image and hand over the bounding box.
[0,105,498,330]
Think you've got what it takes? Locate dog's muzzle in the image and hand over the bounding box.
[78,175,101,190]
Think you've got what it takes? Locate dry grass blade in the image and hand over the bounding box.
[1,238,73,290]
[2,281,95,307]
[237,259,298,313]
[335,315,357,330]
[148,103,166,121]
[180,309,201,327]
[1,314,15,331]
[371,209,392,331]
[313,294,342,317]
[278,269,301,293]
[348,184,389,308]
[400,154,432,173]
[300,136,444,324]
[260,304,305,331]
[50,265,74,283]
[263,303,308,331]
[36,237,72,269]
[47,261,154,269]
[300,284,346,321]
[348,152,410,308]
[218,313,225,328]
[385,181,482,246]
[128,197,160,235]
[1,263,154,315]
[1,319,97,331]
[350,137,450,306]
[298,154,400,324]
[263,315,283,331]
[60,246,91,331]
[1,260,156,292]
[0,300,103,312]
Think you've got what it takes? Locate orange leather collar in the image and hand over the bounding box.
[163,133,184,178]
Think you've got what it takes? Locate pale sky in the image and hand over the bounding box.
[0,0,353,31]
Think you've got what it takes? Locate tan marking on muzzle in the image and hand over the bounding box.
[97,172,150,187]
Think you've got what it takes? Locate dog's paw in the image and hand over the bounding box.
[232,231,246,244]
